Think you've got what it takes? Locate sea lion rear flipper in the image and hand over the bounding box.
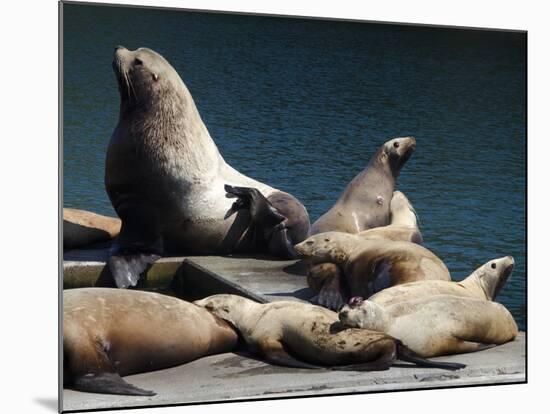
[224,184,298,258]
[65,335,156,396]
[396,342,466,371]
[259,339,322,369]
[267,225,297,258]
[72,372,156,396]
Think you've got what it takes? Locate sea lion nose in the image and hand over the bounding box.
[115,45,127,52]
[349,296,364,308]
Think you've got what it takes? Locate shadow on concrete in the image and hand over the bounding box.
[282,260,308,276]
[269,288,315,301]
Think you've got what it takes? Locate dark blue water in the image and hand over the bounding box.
[63,4,526,330]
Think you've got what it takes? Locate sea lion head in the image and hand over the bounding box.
[194,294,254,329]
[295,232,358,264]
[377,136,416,175]
[339,297,389,331]
[112,46,183,112]
[474,256,515,300]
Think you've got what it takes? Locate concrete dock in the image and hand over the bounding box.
[62,247,526,412]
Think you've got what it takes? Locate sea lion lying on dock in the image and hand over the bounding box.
[369,256,514,307]
[63,208,121,249]
[339,295,518,357]
[63,288,238,396]
[306,191,423,307]
[195,294,465,371]
[296,232,450,310]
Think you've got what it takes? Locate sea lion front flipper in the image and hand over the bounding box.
[258,339,322,369]
[451,339,496,354]
[108,206,163,288]
[316,273,348,311]
[72,372,156,397]
[108,250,161,289]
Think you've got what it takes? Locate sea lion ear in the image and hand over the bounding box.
[380,152,388,161]
[152,73,159,81]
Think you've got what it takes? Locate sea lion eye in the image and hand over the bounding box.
[324,238,330,242]
[393,141,400,148]
[134,58,143,66]
[491,263,496,269]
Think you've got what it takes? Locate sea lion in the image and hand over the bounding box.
[295,232,451,310]
[63,288,238,396]
[306,191,423,305]
[63,208,121,249]
[357,191,423,244]
[369,256,514,307]
[309,136,416,235]
[106,46,310,288]
[339,295,518,357]
[194,294,465,370]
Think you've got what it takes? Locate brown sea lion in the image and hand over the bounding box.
[63,288,238,396]
[295,232,451,310]
[310,136,416,235]
[306,191,423,307]
[63,208,121,249]
[194,294,465,371]
[369,256,514,307]
[339,294,518,357]
[106,46,310,288]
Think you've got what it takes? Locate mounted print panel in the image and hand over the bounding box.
[60,1,526,412]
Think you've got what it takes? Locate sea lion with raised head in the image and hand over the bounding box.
[357,191,423,244]
[63,288,238,396]
[106,46,310,288]
[194,294,465,371]
[369,256,514,307]
[339,294,518,357]
[310,137,416,235]
[63,208,121,249]
[295,232,451,310]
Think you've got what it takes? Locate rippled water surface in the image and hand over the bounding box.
[63,5,526,329]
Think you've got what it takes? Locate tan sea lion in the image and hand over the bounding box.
[63,288,238,396]
[106,46,310,288]
[369,256,514,307]
[310,136,416,235]
[357,191,423,244]
[194,294,465,370]
[306,191,423,306]
[339,295,518,357]
[63,208,121,249]
[295,232,451,310]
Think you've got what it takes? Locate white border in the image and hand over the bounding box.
[2,1,547,413]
